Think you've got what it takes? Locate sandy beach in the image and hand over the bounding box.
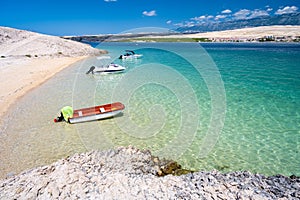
[0,56,87,120]
[0,26,105,122]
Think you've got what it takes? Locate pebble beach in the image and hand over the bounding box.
[0,146,299,199]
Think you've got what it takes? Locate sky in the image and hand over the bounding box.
[0,0,299,36]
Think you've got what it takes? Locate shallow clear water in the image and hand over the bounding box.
[1,42,299,177]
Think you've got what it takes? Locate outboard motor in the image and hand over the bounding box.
[86,66,95,74]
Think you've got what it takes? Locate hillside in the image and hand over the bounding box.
[176,12,300,33]
[0,26,106,58]
[63,25,300,43]
[175,25,300,40]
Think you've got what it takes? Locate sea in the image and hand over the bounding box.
[0,42,299,177]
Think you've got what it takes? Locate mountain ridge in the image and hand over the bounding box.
[176,12,300,33]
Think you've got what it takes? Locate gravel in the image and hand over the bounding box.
[0,146,299,199]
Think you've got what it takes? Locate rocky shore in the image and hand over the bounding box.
[0,146,299,199]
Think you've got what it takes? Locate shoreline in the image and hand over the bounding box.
[1,26,299,198]
[0,26,106,125]
[0,146,299,199]
[0,26,107,181]
[64,25,300,43]
[0,56,88,124]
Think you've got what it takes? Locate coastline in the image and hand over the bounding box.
[0,56,87,122]
[0,146,299,199]
[0,26,108,180]
[1,26,299,199]
[0,26,106,125]
[64,25,300,43]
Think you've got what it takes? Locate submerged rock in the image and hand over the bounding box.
[155,159,194,176]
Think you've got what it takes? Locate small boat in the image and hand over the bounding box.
[55,102,125,124]
[70,102,125,123]
[94,63,126,73]
[86,64,126,74]
[119,50,143,59]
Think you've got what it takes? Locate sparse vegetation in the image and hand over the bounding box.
[115,37,214,43]
[118,37,200,43]
[193,38,212,42]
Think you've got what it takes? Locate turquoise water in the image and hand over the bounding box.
[0,42,299,177]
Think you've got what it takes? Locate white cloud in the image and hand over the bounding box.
[184,21,195,27]
[173,22,184,27]
[233,9,251,19]
[221,9,232,14]
[104,0,117,2]
[275,6,298,15]
[249,10,269,18]
[215,15,227,20]
[191,15,214,22]
[191,15,206,21]
[166,20,172,24]
[176,5,298,29]
[142,10,157,17]
[233,9,269,20]
[265,5,273,12]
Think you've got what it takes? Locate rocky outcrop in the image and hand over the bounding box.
[0,146,299,199]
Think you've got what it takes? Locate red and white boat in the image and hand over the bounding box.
[69,102,125,124]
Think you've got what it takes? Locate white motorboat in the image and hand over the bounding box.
[86,63,126,74]
[119,50,143,59]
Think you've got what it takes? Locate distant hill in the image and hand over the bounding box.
[176,12,300,33]
[0,26,105,57]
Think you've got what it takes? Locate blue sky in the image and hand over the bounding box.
[1,0,299,36]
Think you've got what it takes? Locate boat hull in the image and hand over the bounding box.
[68,102,125,124]
[69,110,123,123]
[119,54,143,59]
[94,68,125,73]
[94,64,125,73]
